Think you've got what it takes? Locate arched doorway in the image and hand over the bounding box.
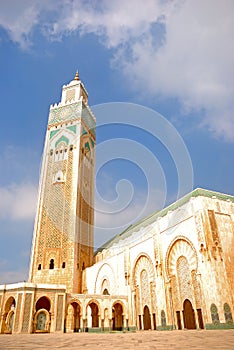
[112,303,123,331]
[34,296,51,333]
[88,302,99,328]
[183,299,196,329]
[1,297,16,334]
[66,302,81,332]
[132,255,156,331]
[143,305,151,330]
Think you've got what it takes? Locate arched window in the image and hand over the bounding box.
[62,262,66,268]
[53,140,69,161]
[224,303,233,324]
[49,259,54,270]
[101,278,110,295]
[38,264,42,270]
[54,170,65,183]
[210,303,220,325]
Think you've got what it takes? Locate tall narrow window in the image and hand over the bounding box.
[49,259,54,269]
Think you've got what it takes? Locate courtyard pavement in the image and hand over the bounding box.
[0,330,234,350]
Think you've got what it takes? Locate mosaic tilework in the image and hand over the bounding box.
[21,293,32,333]
[48,102,82,125]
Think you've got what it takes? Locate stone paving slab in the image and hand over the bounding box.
[0,330,234,350]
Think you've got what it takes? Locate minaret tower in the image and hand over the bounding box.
[29,72,95,293]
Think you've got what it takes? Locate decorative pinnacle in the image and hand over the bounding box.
[74,70,79,81]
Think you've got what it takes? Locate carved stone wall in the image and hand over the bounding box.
[177,256,193,303]
[21,293,33,333]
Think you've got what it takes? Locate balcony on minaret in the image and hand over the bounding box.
[60,71,88,105]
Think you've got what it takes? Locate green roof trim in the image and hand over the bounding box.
[67,125,77,134]
[95,188,234,254]
[90,137,95,148]
[55,135,69,148]
[50,129,59,139]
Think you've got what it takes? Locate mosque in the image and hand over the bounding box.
[0,73,233,334]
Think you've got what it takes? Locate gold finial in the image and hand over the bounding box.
[74,70,79,81]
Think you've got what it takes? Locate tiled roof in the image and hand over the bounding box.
[95,188,234,254]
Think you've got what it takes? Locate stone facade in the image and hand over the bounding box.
[91,189,234,331]
[0,75,233,334]
[29,72,95,294]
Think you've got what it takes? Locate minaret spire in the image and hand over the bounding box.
[74,70,79,81]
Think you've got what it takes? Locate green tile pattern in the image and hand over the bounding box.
[50,129,60,139]
[66,125,77,134]
[55,135,69,148]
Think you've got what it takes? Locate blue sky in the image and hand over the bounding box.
[0,0,233,284]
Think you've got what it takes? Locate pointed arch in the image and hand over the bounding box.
[112,302,123,331]
[55,135,69,148]
[33,309,50,333]
[132,254,155,330]
[86,300,100,328]
[50,127,77,150]
[94,263,116,294]
[66,301,81,332]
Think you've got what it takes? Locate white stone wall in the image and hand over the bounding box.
[85,193,234,329]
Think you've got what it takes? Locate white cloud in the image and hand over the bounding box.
[0,0,41,48]
[49,0,166,46]
[117,0,234,141]
[0,0,233,140]
[0,182,37,220]
[0,145,39,220]
[0,270,28,284]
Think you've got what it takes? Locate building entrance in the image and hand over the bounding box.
[183,299,196,329]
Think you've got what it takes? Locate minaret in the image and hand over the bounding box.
[29,72,95,293]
